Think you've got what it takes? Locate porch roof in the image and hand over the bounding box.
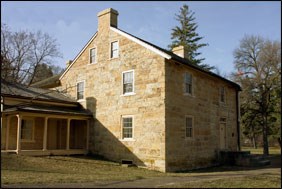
[1,79,77,104]
[2,104,93,117]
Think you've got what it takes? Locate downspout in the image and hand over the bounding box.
[236,90,241,151]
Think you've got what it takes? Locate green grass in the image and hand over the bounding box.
[1,151,281,188]
[1,154,164,184]
[242,146,281,155]
[165,175,281,188]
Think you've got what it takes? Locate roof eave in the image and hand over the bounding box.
[169,57,242,91]
[1,93,78,105]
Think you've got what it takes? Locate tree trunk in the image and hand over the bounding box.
[252,135,257,149]
[262,115,269,156]
[251,124,257,149]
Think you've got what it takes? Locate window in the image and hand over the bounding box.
[111,41,119,58]
[184,72,192,95]
[77,81,84,100]
[185,116,193,138]
[122,70,134,94]
[89,48,96,64]
[220,87,225,103]
[21,119,34,141]
[122,116,133,139]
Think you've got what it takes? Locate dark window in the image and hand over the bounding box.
[185,117,193,138]
[77,82,84,100]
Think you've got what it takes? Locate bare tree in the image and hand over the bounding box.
[1,23,62,85]
[232,35,281,155]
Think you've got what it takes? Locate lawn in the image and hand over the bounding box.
[1,147,281,188]
[242,146,281,155]
[1,154,164,184]
[164,175,281,188]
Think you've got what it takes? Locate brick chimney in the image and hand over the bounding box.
[97,8,119,32]
[172,46,189,59]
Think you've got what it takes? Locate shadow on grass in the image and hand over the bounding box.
[175,154,281,174]
[44,155,121,167]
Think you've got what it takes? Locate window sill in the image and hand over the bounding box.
[184,137,194,140]
[121,92,136,97]
[77,99,86,102]
[183,93,195,97]
[120,138,135,142]
[88,62,97,65]
[109,56,119,60]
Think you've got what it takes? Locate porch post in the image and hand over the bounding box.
[66,118,70,150]
[43,117,48,151]
[16,114,22,154]
[86,120,89,150]
[5,116,10,150]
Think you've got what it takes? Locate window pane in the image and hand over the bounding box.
[186,117,193,137]
[184,73,192,94]
[77,82,84,100]
[123,72,133,94]
[220,87,225,102]
[111,42,119,58]
[90,48,96,63]
[122,117,132,138]
[112,49,118,58]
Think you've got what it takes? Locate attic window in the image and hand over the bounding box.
[184,72,192,95]
[89,48,97,64]
[111,41,119,58]
[220,87,225,103]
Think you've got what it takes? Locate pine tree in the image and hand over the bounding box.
[168,5,214,71]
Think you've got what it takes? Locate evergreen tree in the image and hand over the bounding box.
[168,5,214,71]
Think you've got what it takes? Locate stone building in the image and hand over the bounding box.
[1,8,241,172]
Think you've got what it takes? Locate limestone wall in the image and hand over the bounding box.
[60,28,166,171]
[165,60,238,172]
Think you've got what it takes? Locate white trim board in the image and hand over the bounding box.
[110,27,171,60]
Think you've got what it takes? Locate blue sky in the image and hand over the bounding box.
[1,1,281,75]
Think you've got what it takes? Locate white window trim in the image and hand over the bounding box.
[76,80,86,102]
[183,72,194,97]
[185,115,194,139]
[21,117,35,142]
[110,40,119,59]
[89,47,97,64]
[120,115,135,141]
[121,70,135,96]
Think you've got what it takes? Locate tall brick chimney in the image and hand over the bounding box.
[172,46,189,59]
[97,8,119,32]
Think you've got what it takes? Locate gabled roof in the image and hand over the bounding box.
[1,79,77,104]
[110,27,241,91]
[59,25,241,91]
